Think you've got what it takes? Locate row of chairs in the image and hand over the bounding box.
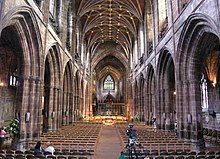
[122,150,220,159]
[0,149,91,159]
[28,122,102,154]
[116,123,192,152]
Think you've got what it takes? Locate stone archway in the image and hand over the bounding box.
[176,13,219,150]
[43,45,62,132]
[157,50,176,131]
[0,7,42,148]
[62,61,74,125]
[138,73,145,122]
[74,71,80,120]
[146,64,156,125]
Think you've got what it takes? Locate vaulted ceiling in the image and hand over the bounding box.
[76,0,145,57]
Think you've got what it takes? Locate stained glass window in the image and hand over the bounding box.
[104,75,114,90]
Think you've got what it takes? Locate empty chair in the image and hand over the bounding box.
[187,151,196,155]
[26,154,37,159]
[197,151,205,156]
[25,150,35,155]
[176,156,185,159]
[15,154,25,159]
[5,154,14,159]
[47,155,56,159]
[160,151,168,156]
[206,151,215,156]
[68,156,77,159]
[185,156,195,159]
[6,150,14,154]
[168,150,176,155]
[205,155,215,159]
[34,154,45,159]
[15,150,24,154]
[54,151,62,155]
[196,155,205,159]
[0,154,5,158]
[0,150,5,154]
[57,156,67,159]
[78,157,88,159]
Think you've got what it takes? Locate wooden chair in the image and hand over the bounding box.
[57,155,67,159]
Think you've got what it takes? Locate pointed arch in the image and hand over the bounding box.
[156,49,176,130]
[176,13,219,145]
[146,64,156,124]
[0,6,42,140]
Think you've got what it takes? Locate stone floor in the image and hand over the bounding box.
[94,125,123,159]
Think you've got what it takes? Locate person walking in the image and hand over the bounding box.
[0,127,7,150]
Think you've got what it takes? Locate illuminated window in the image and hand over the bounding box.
[158,0,168,38]
[49,0,57,16]
[9,75,18,87]
[201,74,208,110]
[104,75,114,90]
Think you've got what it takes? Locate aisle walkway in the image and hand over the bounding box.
[94,125,123,159]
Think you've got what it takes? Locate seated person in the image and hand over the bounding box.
[44,142,55,156]
[34,141,44,155]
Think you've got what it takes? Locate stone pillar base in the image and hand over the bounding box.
[191,138,206,152]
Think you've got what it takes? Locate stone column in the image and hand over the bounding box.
[188,80,205,151]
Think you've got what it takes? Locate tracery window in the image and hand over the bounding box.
[201,74,209,111]
[49,0,60,33]
[49,0,57,16]
[158,0,168,39]
[104,75,115,90]
[66,5,73,51]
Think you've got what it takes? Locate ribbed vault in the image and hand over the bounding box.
[76,0,144,56]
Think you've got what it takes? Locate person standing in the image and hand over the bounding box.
[0,127,7,150]
[119,151,125,159]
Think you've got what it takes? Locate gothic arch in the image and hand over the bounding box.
[176,13,219,81]
[74,70,80,119]
[134,80,139,121]
[91,50,129,71]
[156,49,176,130]
[146,64,156,125]
[0,6,42,141]
[62,61,74,125]
[43,44,62,132]
[176,13,219,148]
[138,73,145,122]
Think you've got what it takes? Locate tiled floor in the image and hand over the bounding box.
[94,125,123,159]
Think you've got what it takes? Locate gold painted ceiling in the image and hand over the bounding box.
[76,0,145,56]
